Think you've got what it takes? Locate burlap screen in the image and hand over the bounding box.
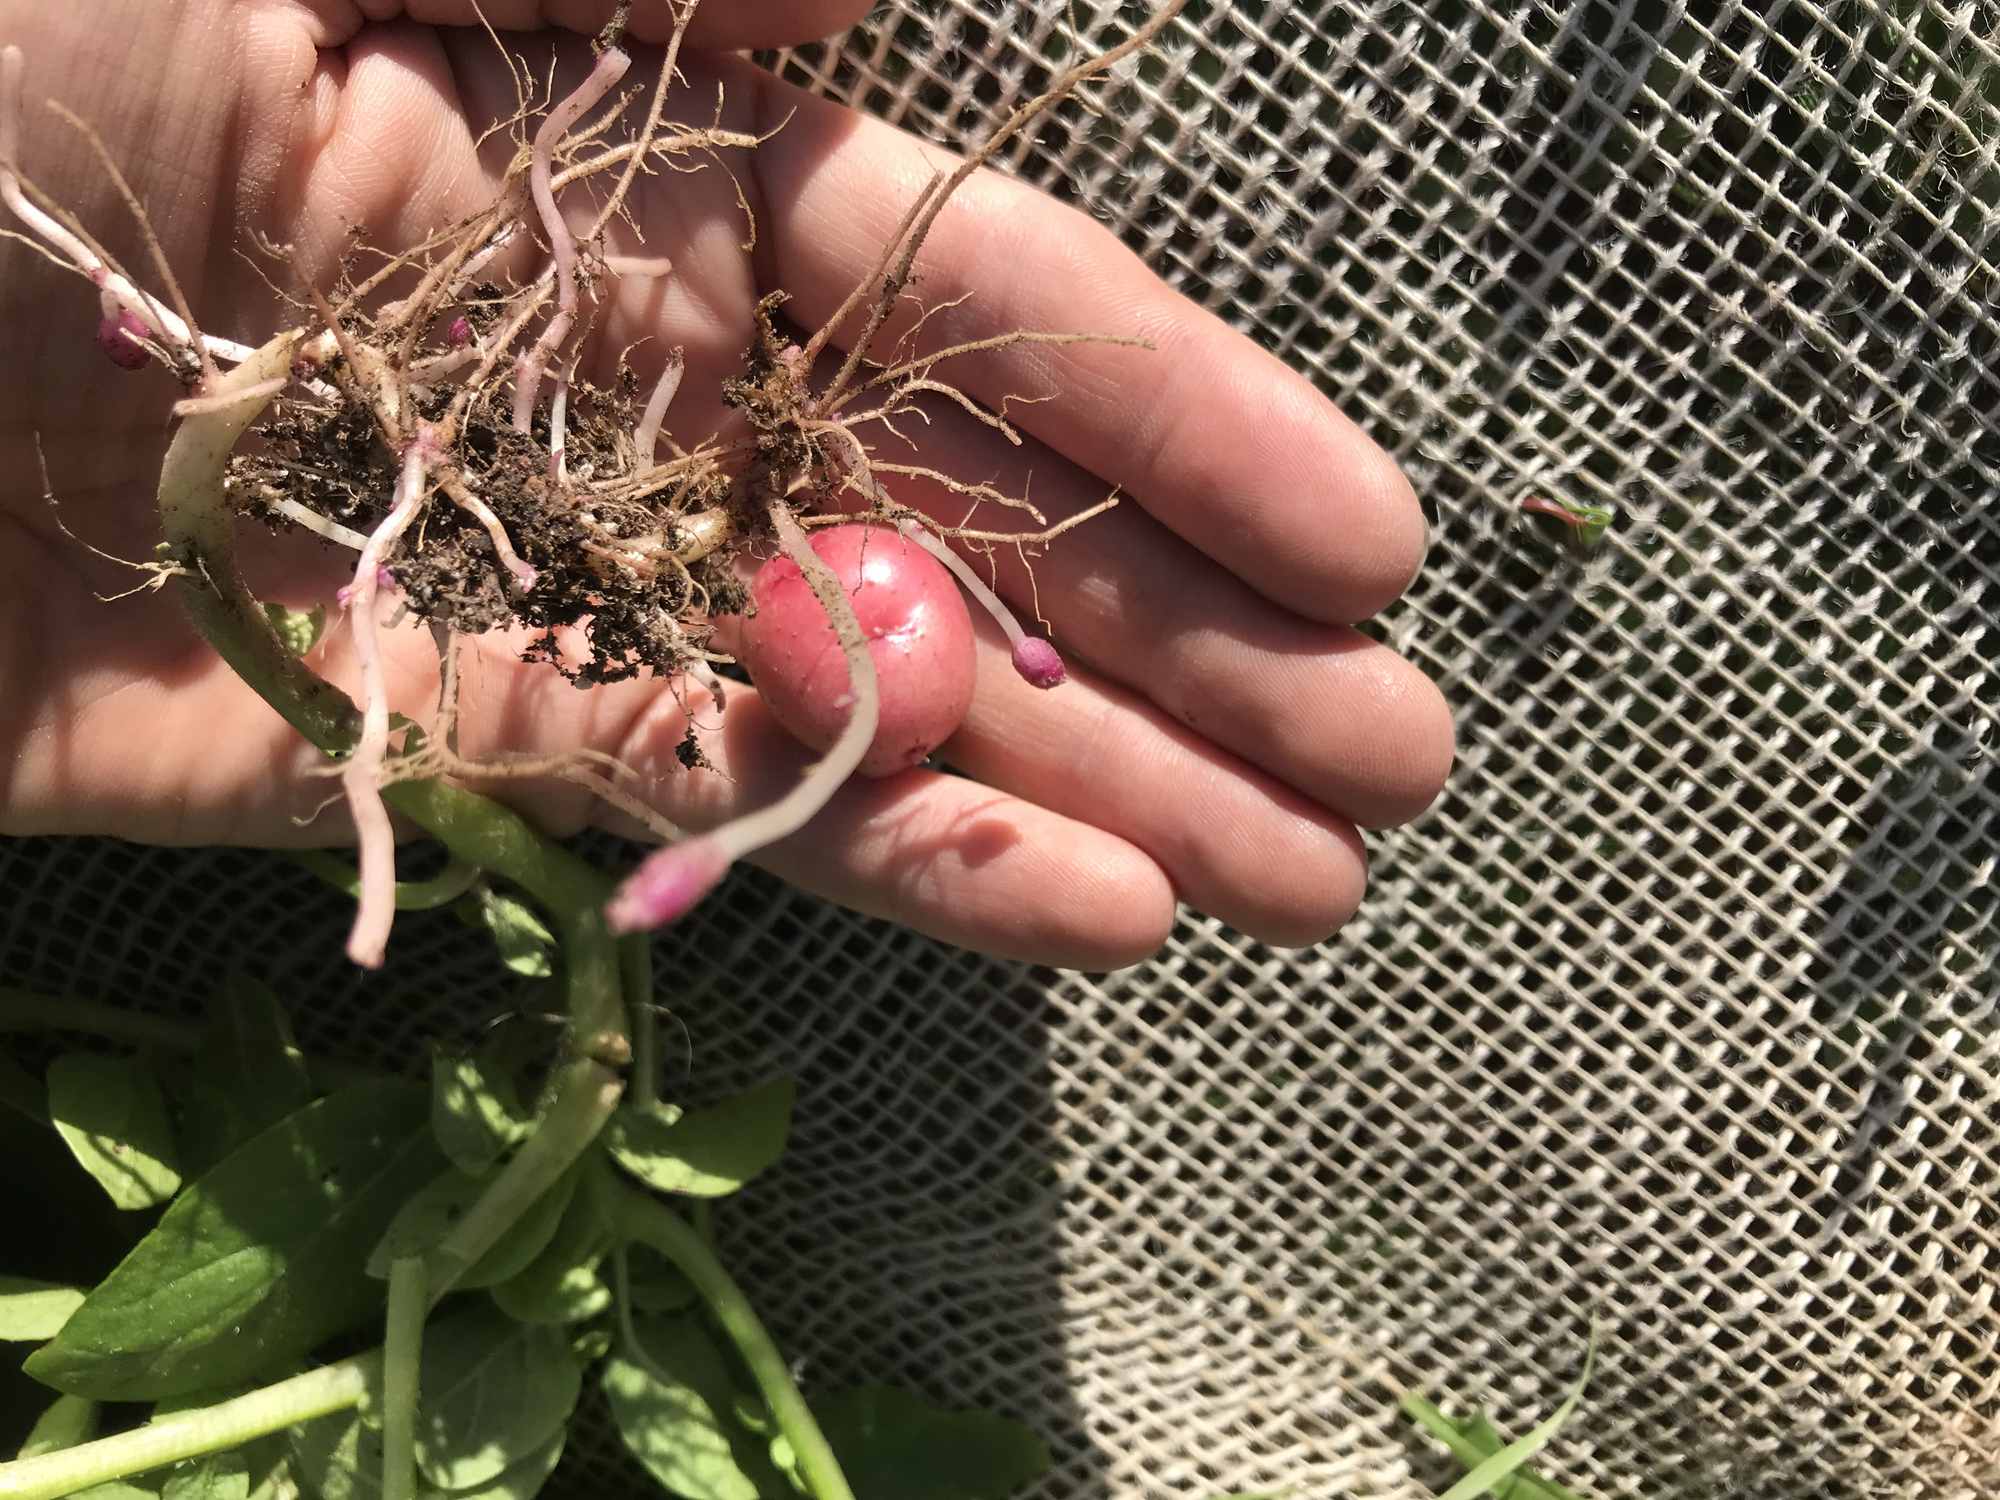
[4,2,1995,1496]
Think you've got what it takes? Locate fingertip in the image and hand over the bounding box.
[1335,440,1429,622]
[1352,663,1456,831]
[1054,842,1177,971]
[1237,817,1369,950]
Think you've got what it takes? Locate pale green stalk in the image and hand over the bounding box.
[0,1355,376,1500]
[614,1185,855,1500]
[381,1258,427,1500]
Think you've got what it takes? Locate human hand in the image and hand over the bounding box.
[0,0,1451,968]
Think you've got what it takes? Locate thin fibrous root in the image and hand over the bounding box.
[43,99,213,385]
[602,253,673,278]
[0,46,253,366]
[803,0,1190,409]
[606,500,880,934]
[897,518,1066,688]
[396,744,684,847]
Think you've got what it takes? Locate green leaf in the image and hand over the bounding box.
[1413,1330,1597,1500]
[0,1276,87,1339]
[71,1486,159,1500]
[366,1166,574,1289]
[435,1430,565,1500]
[244,1453,297,1500]
[623,1247,697,1315]
[26,1082,444,1400]
[170,976,316,1176]
[288,1406,378,1500]
[411,1304,581,1491]
[489,1182,613,1326]
[205,976,314,1135]
[263,601,326,657]
[17,1392,99,1458]
[430,1048,529,1176]
[1462,1416,1508,1459]
[47,1052,183,1210]
[162,1453,250,1500]
[290,1411,563,1500]
[815,1385,1050,1500]
[460,888,556,979]
[605,1079,793,1199]
[602,1314,791,1500]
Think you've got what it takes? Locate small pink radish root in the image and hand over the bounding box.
[739,523,977,778]
[95,303,151,369]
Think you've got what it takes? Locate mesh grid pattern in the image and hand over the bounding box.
[5,1,1999,1496]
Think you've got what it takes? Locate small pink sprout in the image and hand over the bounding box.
[446,315,473,347]
[336,566,397,610]
[1520,494,1613,549]
[606,835,729,934]
[896,519,1069,690]
[1011,636,1066,689]
[95,305,150,370]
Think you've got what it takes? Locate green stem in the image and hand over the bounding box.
[381,1259,426,1500]
[613,1183,855,1500]
[0,989,199,1052]
[289,850,481,911]
[154,333,614,927]
[0,987,376,1091]
[426,1059,623,1299]
[153,333,634,1293]
[0,1353,375,1500]
[621,934,659,1112]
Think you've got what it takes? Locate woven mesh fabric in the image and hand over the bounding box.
[4,1,1998,1497]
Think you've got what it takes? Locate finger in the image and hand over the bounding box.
[739,60,1428,624]
[832,386,1455,832]
[13,588,1177,968]
[943,622,1370,948]
[446,651,1178,969]
[304,1,874,51]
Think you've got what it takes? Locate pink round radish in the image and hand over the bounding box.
[739,522,977,777]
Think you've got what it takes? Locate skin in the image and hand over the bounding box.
[0,0,1454,969]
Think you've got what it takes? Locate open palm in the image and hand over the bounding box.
[0,0,1451,968]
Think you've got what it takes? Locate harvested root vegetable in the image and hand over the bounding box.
[738,523,977,777]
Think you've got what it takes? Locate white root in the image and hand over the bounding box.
[512,47,632,432]
[341,439,431,968]
[445,479,538,591]
[0,46,255,366]
[268,497,370,551]
[633,346,685,460]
